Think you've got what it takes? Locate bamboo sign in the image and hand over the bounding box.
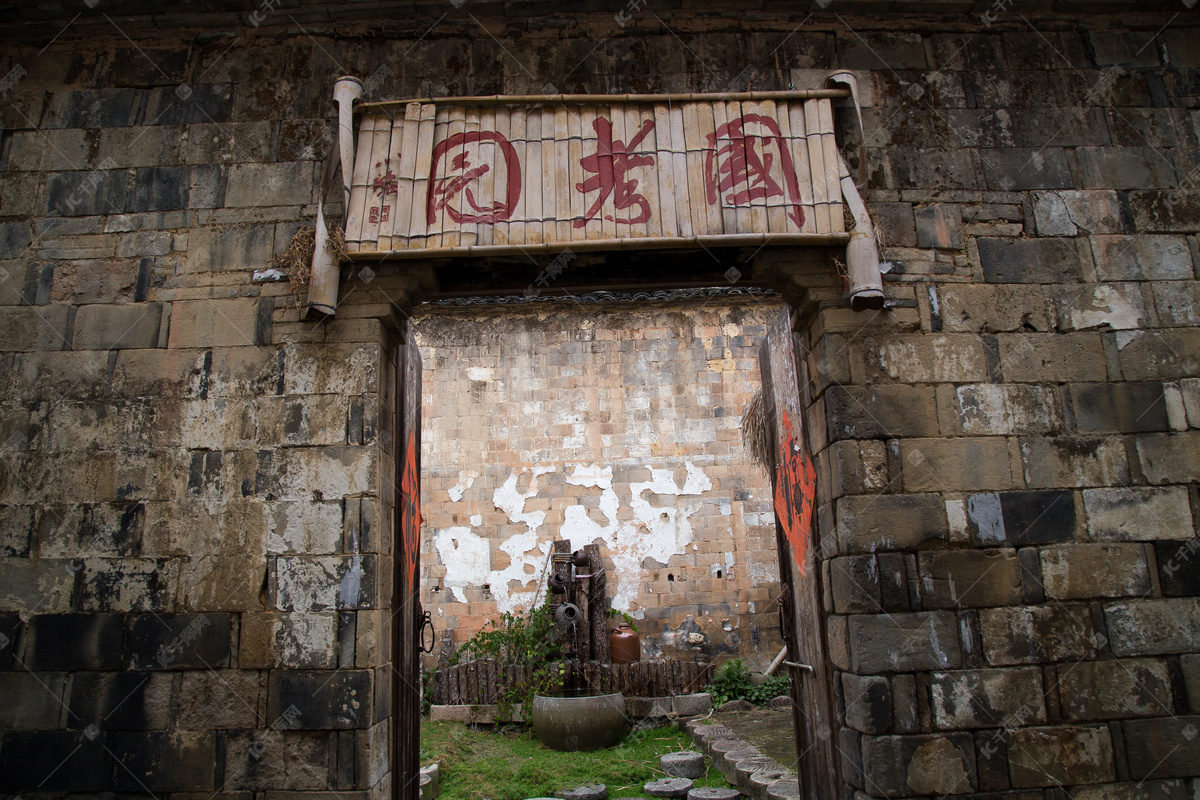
[343,94,850,258]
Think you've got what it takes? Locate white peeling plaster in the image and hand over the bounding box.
[448,469,479,503]
[467,367,493,381]
[339,534,362,609]
[434,527,491,603]
[470,515,482,526]
[1067,285,1143,331]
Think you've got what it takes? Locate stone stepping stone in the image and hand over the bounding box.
[747,768,793,800]
[688,789,741,800]
[661,751,706,779]
[732,758,780,793]
[688,724,733,746]
[766,777,802,800]
[716,700,754,713]
[559,785,608,800]
[644,778,694,798]
[767,696,791,712]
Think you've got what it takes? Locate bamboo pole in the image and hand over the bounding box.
[357,89,852,111]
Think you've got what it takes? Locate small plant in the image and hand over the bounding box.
[606,608,638,632]
[706,657,791,706]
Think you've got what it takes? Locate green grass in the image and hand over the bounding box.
[421,721,730,800]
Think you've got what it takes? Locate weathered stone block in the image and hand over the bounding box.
[842,673,891,734]
[1019,435,1129,488]
[1034,190,1123,236]
[860,733,977,797]
[97,125,183,168]
[824,385,940,440]
[934,284,1052,333]
[68,670,175,730]
[1006,725,1115,787]
[856,334,988,384]
[225,162,314,208]
[872,202,917,247]
[1058,658,1172,721]
[930,667,1045,730]
[837,493,947,554]
[179,670,261,729]
[824,439,888,499]
[1091,235,1194,281]
[184,224,276,272]
[1153,281,1200,327]
[1106,598,1200,656]
[71,302,163,350]
[1083,487,1195,541]
[45,169,130,217]
[1071,382,1169,433]
[223,729,330,790]
[938,384,1060,436]
[1041,543,1151,599]
[837,32,927,69]
[918,549,1024,608]
[26,613,125,670]
[1123,716,1200,779]
[110,731,218,791]
[997,333,1108,383]
[915,203,964,249]
[1156,539,1200,596]
[168,298,262,349]
[125,612,231,669]
[1117,329,1200,381]
[0,305,72,351]
[830,555,882,614]
[979,604,1098,666]
[145,83,233,125]
[284,343,380,395]
[133,166,221,212]
[848,611,961,673]
[257,395,349,447]
[0,558,77,614]
[980,148,1073,190]
[0,221,33,260]
[1078,147,1177,190]
[990,490,1078,545]
[0,671,67,730]
[900,437,1015,492]
[979,238,1087,284]
[79,556,178,612]
[1136,432,1200,484]
[1054,284,1149,332]
[0,731,106,791]
[1073,780,1190,800]
[42,88,142,128]
[268,669,373,730]
[6,129,90,172]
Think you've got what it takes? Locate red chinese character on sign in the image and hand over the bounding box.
[372,158,398,197]
[774,410,816,576]
[574,117,656,227]
[705,114,805,227]
[427,131,522,225]
[367,205,391,224]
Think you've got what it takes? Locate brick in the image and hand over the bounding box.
[848,611,961,673]
[997,332,1107,383]
[1078,147,1177,190]
[824,439,888,499]
[0,671,67,730]
[1156,540,1200,596]
[915,203,963,249]
[133,165,221,212]
[125,612,231,669]
[179,670,261,729]
[1006,726,1115,787]
[933,284,1052,333]
[1074,782,1189,800]
[855,334,987,384]
[225,161,314,208]
[1054,283,1149,332]
[184,224,276,272]
[890,147,978,190]
[830,555,882,614]
[45,169,131,217]
[871,202,917,248]
[1117,329,1200,380]
[275,553,382,611]
[918,550,1024,608]
[1090,235,1194,281]
[900,438,1015,492]
[38,501,145,557]
[0,304,72,351]
[223,730,330,790]
[0,558,76,614]
[0,731,106,791]
[1070,382,1168,433]
[110,731,217,791]
[824,385,939,440]
[97,126,183,168]
[1106,598,1200,656]
[842,673,891,734]
[71,302,164,350]
[144,83,233,125]
[1123,716,1200,779]
[938,384,1060,436]
[1033,190,1124,236]
[42,88,142,128]
[1059,658,1172,721]
[1136,431,1200,484]
[68,671,175,730]
[979,604,1098,666]
[26,613,124,670]
[860,733,976,798]
[239,611,338,669]
[837,493,947,554]
[168,298,262,349]
[0,221,33,259]
[186,121,275,164]
[1040,543,1150,600]
[1152,281,1200,327]
[1083,487,1194,541]
[268,669,374,730]
[1019,436,1129,489]
[1129,190,1200,234]
[837,32,928,69]
[80,557,179,612]
[49,259,141,304]
[5,129,90,171]
[930,667,1045,730]
[980,149,1073,190]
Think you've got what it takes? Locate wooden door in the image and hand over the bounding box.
[759,308,838,800]
[393,332,423,800]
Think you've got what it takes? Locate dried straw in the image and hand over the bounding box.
[741,387,773,472]
[272,223,350,308]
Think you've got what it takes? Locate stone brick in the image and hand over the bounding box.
[1074,781,1190,800]
[0,221,33,260]
[1117,329,1200,381]
[144,83,234,125]
[997,333,1107,383]
[855,334,987,384]
[283,342,380,395]
[824,385,939,440]
[110,731,218,791]
[1034,190,1124,236]
[168,298,262,349]
[224,162,314,208]
[1123,716,1200,779]
[184,224,276,272]
[872,202,917,248]
[42,88,143,128]
[1041,543,1151,600]
[25,613,124,670]
[223,730,330,790]
[179,670,261,729]
[0,731,106,791]
[268,669,373,730]
[830,555,882,614]
[980,149,1073,190]
[1083,487,1195,541]
[890,147,979,190]
[133,166,221,212]
[979,604,1098,666]
[900,438,1015,492]
[0,558,77,614]
[918,550,1024,608]
[1006,726,1115,787]
[68,670,175,730]
[0,613,20,669]
[934,284,1052,334]
[930,667,1045,730]
[0,304,72,351]
[1054,283,1150,332]
[1136,432,1200,484]
[848,611,961,673]
[1059,658,1172,721]
[1105,598,1200,656]
[1091,235,1194,281]
[0,671,67,730]
[186,120,275,164]
[837,32,928,69]
[1078,147,1177,190]
[49,259,142,304]
[71,302,164,350]
[80,557,179,612]
[1070,382,1168,433]
[125,612,231,669]
[239,611,338,669]
[939,384,1060,436]
[38,501,146,558]
[6,129,90,171]
[275,553,381,611]
[979,238,1088,284]
[97,126,184,168]
[1152,281,1200,327]
[824,439,888,499]
[860,734,977,797]
[1156,539,1200,596]
[915,203,963,249]
[837,493,948,554]
[1019,436,1129,488]
[45,169,131,217]
[1129,190,1200,234]
[842,673,891,734]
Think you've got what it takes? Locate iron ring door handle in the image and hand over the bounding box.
[418,610,435,653]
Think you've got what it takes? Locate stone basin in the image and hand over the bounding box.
[532,692,627,751]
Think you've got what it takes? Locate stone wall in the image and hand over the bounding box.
[0,2,1197,799]
[414,298,784,666]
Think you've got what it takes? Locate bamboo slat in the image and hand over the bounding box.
[651,102,679,239]
[358,114,394,251]
[374,112,405,251]
[786,100,816,235]
[803,98,831,235]
[344,114,378,251]
[524,108,542,245]
[818,98,844,234]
